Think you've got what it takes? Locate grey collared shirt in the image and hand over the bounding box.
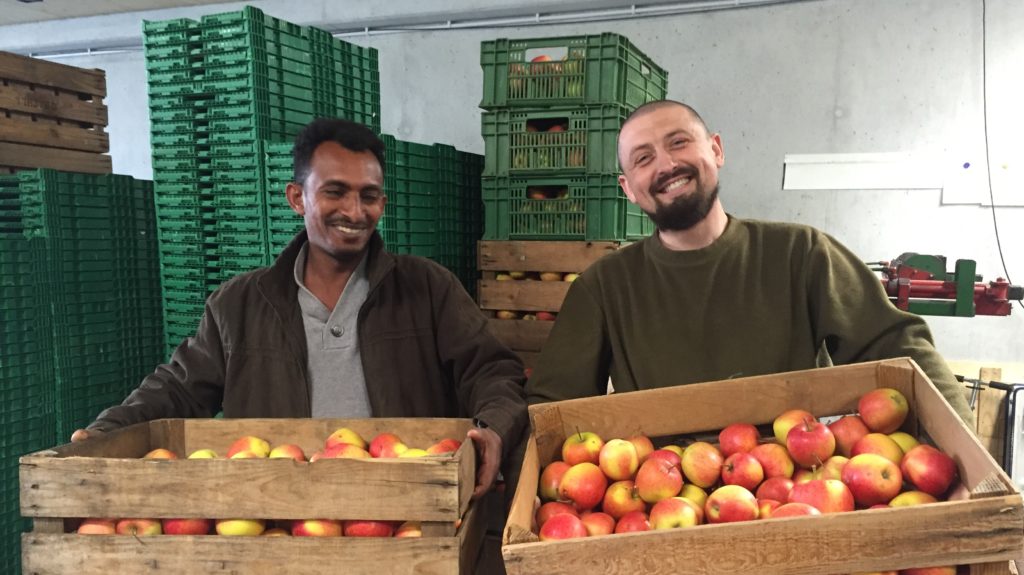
[293,242,372,418]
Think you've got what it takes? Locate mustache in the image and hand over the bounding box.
[651,166,696,194]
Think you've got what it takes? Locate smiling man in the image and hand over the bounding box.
[73,119,529,498]
[526,100,973,424]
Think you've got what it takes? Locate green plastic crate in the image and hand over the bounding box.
[482,174,653,241]
[480,33,667,110]
[482,104,629,176]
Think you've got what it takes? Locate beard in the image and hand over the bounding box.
[643,175,720,232]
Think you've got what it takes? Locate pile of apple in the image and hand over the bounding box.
[492,270,577,321]
[536,387,961,564]
[74,428,462,538]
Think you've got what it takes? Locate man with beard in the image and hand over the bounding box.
[526,100,973,423]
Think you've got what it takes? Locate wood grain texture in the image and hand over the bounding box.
[486,318,554,352]
[22,418,475,523]
[478,240,624,272]
[0,79,107,124]
[0,114,108,152]
[478,280,569,312]
[0,142,110,173]
[0,51,105,97]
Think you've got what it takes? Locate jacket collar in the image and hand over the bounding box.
[258,228,395,309]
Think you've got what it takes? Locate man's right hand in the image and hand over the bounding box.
[70,429,101,442]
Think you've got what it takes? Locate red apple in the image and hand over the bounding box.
[680,441,724,489]
[627,435,655,464]
[115,518,162,536]
[773,409,816,444]
[143,448,178,460]
[757,498,783,519]
[852,433,904,465]
[635,457,683,504]
[769,502,822,518]
[756,477,795,502]
[536,501,578,529]
[819,455,849,481]
[792,468,818,484]
[647,448,682,470]
[721,452,764,491]
[787,479,854,514]
[292,519,343,537]
[650,496,701,529]
[842,453,903,507]
[76,518,116,535]
[324,427,367,450]
[343,520,395,537]
[395,521,422,538]
[579,511,615,536]
[900,444,958,497]
[323,442,372,459]
[705,485,759,524]
[718,423,761,458]
[598,438,639,481]
[539,513,587,540]
[828,415,871,457]
[561,431,604,466]
[749,443,796,479]
[538,461,571,502]
[162,518,212,535]
[559,462,608,511]
[601,480,646,519]
[613,511,650,533]
[368,432,407,458]
[535,312,557,321]
[786,418,836,468]
[426,438,462,455]
[858,387,910,433]
[226,436,270,458]
[268,444,306,462]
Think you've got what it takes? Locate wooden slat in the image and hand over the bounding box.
[976,367,1007,465]
[0,142,110,173]
[970,563,1016,575]
[503,496,1024,575]
[478,240,625,272]
[22,533,463,575]
[487,318,554,352]
[0,114,108,153]
[0,51,106,97]
[478,279,570,312]
[21,418,474,523]
[0,79,107,125]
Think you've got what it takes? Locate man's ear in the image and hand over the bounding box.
[618,174,637,204]
[285,181,305,216]
[711,133,725,168]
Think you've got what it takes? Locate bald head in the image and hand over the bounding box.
[617,100,711,168]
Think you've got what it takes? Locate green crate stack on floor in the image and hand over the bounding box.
[435,144,484,298]
[143,6,380,357]
[479,33,667,241]
[0,169,160,574]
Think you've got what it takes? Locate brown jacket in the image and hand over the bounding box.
[91,231,529,458]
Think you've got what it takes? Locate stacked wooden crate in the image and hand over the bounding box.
[476,34,667,368]
[0,51,111,174]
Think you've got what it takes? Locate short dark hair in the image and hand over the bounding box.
[618,100,711,168]
[292,118,385,185]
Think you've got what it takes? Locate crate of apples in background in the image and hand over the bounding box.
[502,358,1024,575]
[20,418,484,575]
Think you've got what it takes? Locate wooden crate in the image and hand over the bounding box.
[477,240,627,368]
[20,418,485,574]
[0,51,110,174]
[502,359,1024,575]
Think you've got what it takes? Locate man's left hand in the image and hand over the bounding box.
[467,426,503,499]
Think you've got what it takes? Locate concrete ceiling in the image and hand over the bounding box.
[1,0,230,25]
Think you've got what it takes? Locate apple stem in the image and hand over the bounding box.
[575,426,583,441]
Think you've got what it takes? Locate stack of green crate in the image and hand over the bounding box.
[479,33,667,240]
[380,136,437,258]
[263,141,302,256]
[143,6,381,357]
[435,144,485,297]
[0,169,160,574]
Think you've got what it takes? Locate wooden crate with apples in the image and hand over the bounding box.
[478,240,629,369]
[501,358,1024,575]
[0,50,111,174]
[20,418,484,574]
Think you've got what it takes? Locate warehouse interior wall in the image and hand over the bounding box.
[1,0,1021,370]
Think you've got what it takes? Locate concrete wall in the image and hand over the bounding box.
[2,0,1021,370]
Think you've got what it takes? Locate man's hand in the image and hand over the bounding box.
[70,429,101,443]
[466,426,503,499]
